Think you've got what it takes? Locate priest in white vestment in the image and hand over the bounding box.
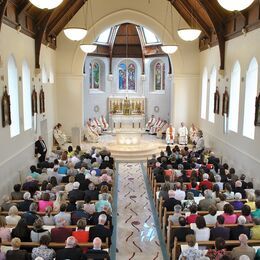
[157,120,168,139]
[53,123,67,146]
[189,123,198,143]
[145,115,156,131]
[90,118,102,135]
[178,122,188,145]
[99,115,109,130]
[166,125,175,145]
[84,121,99,143]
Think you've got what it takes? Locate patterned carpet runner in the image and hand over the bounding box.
[115,163,165,260]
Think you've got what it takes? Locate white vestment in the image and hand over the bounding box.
[84,124,99,143]
[99,116,109,130]
[145,117,156,130]
[157,122,168,139]
[178,126,188,145]
[166,127,175,144]
[195,137,205,152]
[150,119,162,134]
[189,126,198,143]
[53,128,67,146]
[91,119,102,135]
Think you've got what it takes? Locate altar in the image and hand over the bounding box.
[108,96,146,130]
[113,128,144,145]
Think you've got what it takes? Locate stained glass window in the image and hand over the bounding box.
[154,62,165,91]
[128,63,136,90]
[93,62,100,89]
[89,63,92,88]
[119,63,127,90]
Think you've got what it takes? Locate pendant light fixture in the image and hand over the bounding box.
[80,0,97,54]
[161,1,178,54]
[29,0,63,10]
[217,0,254,11]
[63,1,87,41]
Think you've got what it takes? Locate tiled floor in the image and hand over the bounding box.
[114,162,166,260]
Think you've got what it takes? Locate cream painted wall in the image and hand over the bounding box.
[56,0,200,134]
[200,28,260,185]
[0,24,57,196]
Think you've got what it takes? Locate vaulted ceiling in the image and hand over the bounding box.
[1,0,260,71]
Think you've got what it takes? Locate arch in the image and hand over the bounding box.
[7,55,20,137]
[201,67,208,120]
[243,57,258,139]
[22,60,32,131]
[208,66,217,123]
[72,9,175,76]
[229,61,241,133]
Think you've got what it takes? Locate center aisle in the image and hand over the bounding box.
[111,162,169,260]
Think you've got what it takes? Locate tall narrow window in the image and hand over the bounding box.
[41,64,48,84]
[243,58,258,139]
[154,62,165,91]
[201,68,208,119]
[229,61,241,133]
[89,63,92,88]
[118,62,136,91]
[208,66,217,123]
[8,55,20,137]
[93,62,100,89]
[22,61,32,131]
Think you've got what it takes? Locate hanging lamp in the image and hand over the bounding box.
[29,0,63,9]
[217,0,254,11]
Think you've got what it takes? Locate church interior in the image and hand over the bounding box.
[0,0,260,259]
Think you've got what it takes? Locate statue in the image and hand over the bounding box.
[123,97,131,115]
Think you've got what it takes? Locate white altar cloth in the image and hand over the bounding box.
[113,129,144,145]
[110,114,145,130]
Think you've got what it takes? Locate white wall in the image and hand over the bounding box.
[199,28,260,186]
[0,24,57,196]
[56,0,200,134]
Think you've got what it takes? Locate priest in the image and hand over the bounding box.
[84,121,99,143]
[166,124,175,145]
[189,123,198,143]
[53,123,67,146]
[178,122,188,145]
[157,120,168,139]
[99,115,109,131]
[145,115,156,131]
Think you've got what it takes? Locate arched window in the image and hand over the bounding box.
[7,55,20,137]
[22,61,32,131]
[154,62,165,91]
[201,68,208,119]
[41,64,48,84]
[208,66,217,123]
[229,61,241,133]
[243,58,258,139]
[118,62,136,91]
[89,62,100,89]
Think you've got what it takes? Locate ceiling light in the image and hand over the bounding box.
[29,0,63,9]
[177,28,202,41]
[63,28,88,41]
[80,44,97,53]
[161,45,178,54]
[217,0,254,11]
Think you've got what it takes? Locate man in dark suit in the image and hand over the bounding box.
[85,237,110,260]
[230,215,251,240]
[171,216,194,247]
[35,136,47,163]
[210,215,230,240]
[56,236,82,260]
[89,214,112,243]
[163,190,181,211]
[68,182,85,201]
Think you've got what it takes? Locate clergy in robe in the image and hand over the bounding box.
[99,115,109,131]
[89,118,101,135]
[84,121,99,143]
[149,117,162,134]
[145,115,156,131]
[53,123,67,146]
[157,120,168,139]
[189,123,198,143]
[166,125,175,145]
[178,122,188,145]
[93,117,102,134]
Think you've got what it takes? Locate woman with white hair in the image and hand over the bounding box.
[168,204,183,224]
[5,206,21,225]
[230,216,250,240]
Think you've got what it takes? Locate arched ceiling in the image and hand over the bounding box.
[1,0,260,70]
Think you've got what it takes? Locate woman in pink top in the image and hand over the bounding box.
[0,216,11,241]
[222,204,237,224]
[38,193,53,212]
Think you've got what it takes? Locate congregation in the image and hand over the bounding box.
[147,144,260,259]
[0,145,114,260]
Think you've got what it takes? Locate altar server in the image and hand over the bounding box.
[99,115,109,131]
[189,123,198,143]
[166,124,175,145]
[53,123,67,146]
[178,122,188,145]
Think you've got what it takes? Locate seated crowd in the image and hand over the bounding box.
[148,145,260,260]
[0,145,114,260]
